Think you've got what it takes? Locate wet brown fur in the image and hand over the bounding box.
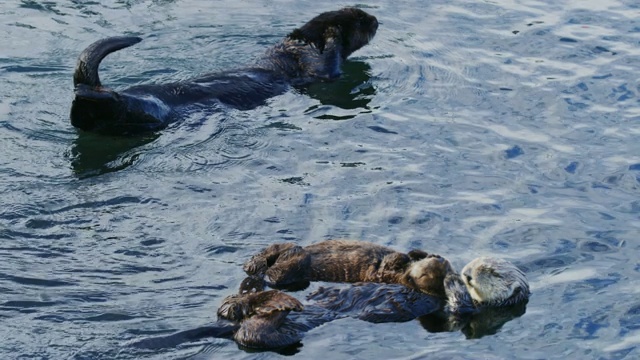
[243,240,453,297]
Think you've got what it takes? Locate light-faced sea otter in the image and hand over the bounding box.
[70,7,378,135]
[242,239,454,297]
[130,257,530,351]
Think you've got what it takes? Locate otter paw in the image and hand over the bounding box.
[324,26,342,41]
[243,256,268,276]
[217,294,248,321]
[407,249,429,261]
[239,276,266,294]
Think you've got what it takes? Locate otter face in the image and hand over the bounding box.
[405,255,454,297]
[461,257,530,307]
[289,7,378,59]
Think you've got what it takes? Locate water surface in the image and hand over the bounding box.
[1,0,639,359]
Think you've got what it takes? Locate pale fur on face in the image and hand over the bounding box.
[460,257,530,306]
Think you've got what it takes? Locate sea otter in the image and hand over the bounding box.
[243,240,454,297]
[312,256,531,317]
[131,257,530,351]
[70,7,378,135]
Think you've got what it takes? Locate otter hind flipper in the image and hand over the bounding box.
[73,36,143,87]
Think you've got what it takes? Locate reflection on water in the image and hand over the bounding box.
[67,131,158,178]
[302,61,376,119]
[419,302,529,339]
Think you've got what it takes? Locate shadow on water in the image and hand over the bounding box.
[67,131,158,178]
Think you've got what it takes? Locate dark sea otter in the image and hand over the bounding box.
[70,7,378,135]
[242,239,454,297]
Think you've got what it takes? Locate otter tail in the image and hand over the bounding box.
[73,36,142,87]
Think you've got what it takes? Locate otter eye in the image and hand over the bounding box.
[465,274,473,283]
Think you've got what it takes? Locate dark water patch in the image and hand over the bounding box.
[33,314,67,323]
[584,274,621,290]
[2,64,67,73]
[139,238,165,247]
[66,293,109,303]
[2,300,60,309]
[114,249,148,257]
[51,196,162,214]
[83,313,138,322]
[119,265,166,274]
[367,125,397,134]
[593,45,616,55]
[570,307,611,340]
[204,245,238,255]
[151,275,187,284]
[578,241,612,253]
[11,22,37,29]
[314,113,359,121]
[505,145,524,159]
[263,121,302,131]
[592,73,613,80]
[0,204,48,221]
[280,177,308,186]
[520,255,576,272]
[0,273,74,287]
[340,162,365,168]
[388,216,403,225]
[564,161,578,174]
[585,230,625,247]
[620,303,640,335]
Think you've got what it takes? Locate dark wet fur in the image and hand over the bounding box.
[70,7,378,135]
[308,282,444,323]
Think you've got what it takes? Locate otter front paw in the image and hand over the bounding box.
[323,26,342,43]
[407,249,429,261]
[243,256,268,276]
[217,294,248,321]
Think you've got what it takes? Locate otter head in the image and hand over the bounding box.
[288,7,378,59]
[461,257,530,307]
[403,255,454,297]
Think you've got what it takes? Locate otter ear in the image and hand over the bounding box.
[407,249,429,261]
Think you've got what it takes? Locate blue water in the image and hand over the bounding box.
[1,0,639,359]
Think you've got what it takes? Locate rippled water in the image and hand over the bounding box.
[1,0,639,358]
